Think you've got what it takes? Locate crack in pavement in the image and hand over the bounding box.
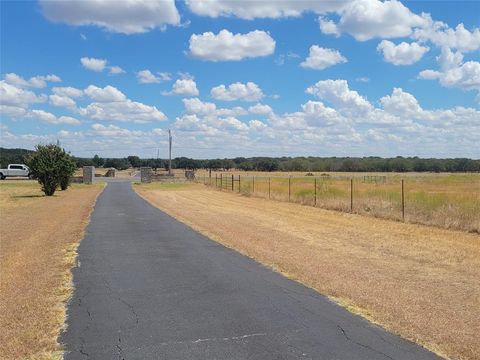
[158,332,268,347]
[116,333,125,360]
[337,325,395,360]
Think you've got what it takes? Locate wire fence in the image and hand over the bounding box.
[195,172,480,233]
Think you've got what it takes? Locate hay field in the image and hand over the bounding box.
[135,182,480,360]
[195,171,480,233]
[0,180,103,359]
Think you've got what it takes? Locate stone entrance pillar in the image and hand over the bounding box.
[140,167,152,183]
[83,166,95,184]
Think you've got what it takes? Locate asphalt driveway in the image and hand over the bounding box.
[61,181,438,359]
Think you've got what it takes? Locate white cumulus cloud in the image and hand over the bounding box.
[306,79,373,116]
[80,57,124,74]
[0,81,47,108]
[136,70,172,84]
[300,45,347,70]
[77,84,167,123]
[0,105,27,117]
[80,57,107,72]
[319,17,340,36]
[380,88,423,117]
[377,40,429,65]
[419,62,480,91]
[4,73,61,88]
[248,103,273,115]
[52,86,84,98]
[81,101,166,123]
[322,0,429,41]
[163,78,199,97]
[189,29,275,61]
[211,82,264,101]
[185,0,347,19]
[182,97,247,117]
[84,85,127,102]
[108,66,125,75]
[28,109,81,125]
[419,48,480,93]
[49,94,77,109]
[412,22,480,53]
[39,0,180,34]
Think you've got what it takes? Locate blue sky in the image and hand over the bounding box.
[1,0,479,159]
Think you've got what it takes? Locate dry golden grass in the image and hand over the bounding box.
[135,182,480,360]
[0,180,103,359]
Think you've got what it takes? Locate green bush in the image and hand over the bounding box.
[59,153,77,191]
[26,144,76,196]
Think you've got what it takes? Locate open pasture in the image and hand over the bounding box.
[0,180,103,359]
[196,171,480,233]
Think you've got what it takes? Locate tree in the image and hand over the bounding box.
[222,159,235,171]
[238,161,254,171]
[92,154,104,167]
[256,159,279,172]
[0,147,34,168]
[127,155,142,168]
[26,144,74,196]
[206,159,223,170]
[104,158,130,170]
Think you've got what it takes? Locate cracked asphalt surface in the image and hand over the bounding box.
[61,181,439,359]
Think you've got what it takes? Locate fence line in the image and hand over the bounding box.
[200,173,403,216]
[195,172,479,233]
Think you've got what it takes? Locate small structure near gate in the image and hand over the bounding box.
[83,166,95,184]
[140,167,152,183]
[185,170,195,180]
[105,168,116,177]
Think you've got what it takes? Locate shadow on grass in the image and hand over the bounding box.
[11,194,45,199]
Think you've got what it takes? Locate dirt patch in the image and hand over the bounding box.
[0,180,104,359]
[135,183,480,360]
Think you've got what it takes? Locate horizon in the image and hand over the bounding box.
[2,146,480,162]
[1,0,479,159]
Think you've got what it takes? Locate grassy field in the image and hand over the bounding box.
[0,180,103,359]
[195,171,480,233]
[135,182,480,360]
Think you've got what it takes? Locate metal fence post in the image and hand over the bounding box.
[252,176,255,194]
[268,177,271,199]
[288,176,291,202]
[350,178,353,212]
[231,174,234,192]
[220,173,222,190]
[402,179,405,221]
[238,175,241,193]
[314,177,317,206]
[215,173,218,188]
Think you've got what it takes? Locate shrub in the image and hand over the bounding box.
[26,144,76,196]
[59,152,77,190]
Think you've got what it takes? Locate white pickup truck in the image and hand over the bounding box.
[0,164,31,179]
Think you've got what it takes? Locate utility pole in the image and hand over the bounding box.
[168,129,172,176]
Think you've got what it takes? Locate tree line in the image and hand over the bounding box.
[77,154,480,173]
[2,148,479,173]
